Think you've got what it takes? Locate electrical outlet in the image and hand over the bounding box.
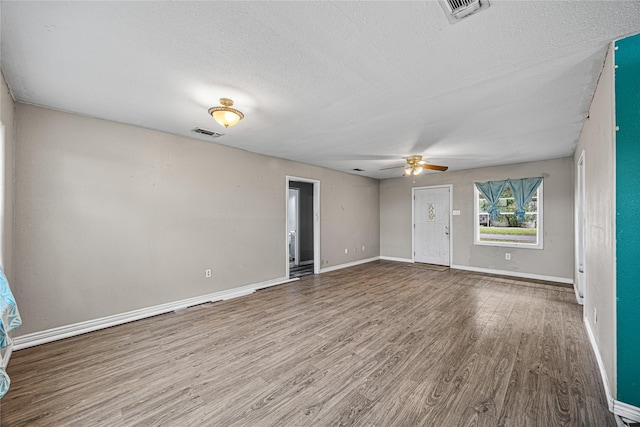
[205,269,212,278]
[505,253,511,260]
[345,248,348,254]
[594,307,598,324]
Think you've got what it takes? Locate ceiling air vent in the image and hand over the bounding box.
[439,0,489,23]
[192,127,225,138]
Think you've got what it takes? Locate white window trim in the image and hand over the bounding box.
[473,182,544,250]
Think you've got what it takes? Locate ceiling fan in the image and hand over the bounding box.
[381,155,449,176]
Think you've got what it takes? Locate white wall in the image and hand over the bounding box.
[0,71,15,284]
[13,104,380,336]
[380,157,574,280]
[574,45,616,397]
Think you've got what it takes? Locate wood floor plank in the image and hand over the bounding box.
[2,261,615,426]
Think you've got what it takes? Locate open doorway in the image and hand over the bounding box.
[286,176,320,279]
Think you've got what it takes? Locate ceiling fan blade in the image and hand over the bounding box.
[380,165,406,170]
[421,164,448,171]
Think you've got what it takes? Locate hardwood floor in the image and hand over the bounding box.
[2,261,614,426]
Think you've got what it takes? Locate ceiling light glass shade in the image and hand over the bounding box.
[403,167,412,176]
[208,98,244,128]
[413,166,423,175]
[212,109,242,127]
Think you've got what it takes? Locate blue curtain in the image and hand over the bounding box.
[475,180,508,221]
[508,177,542,222]
[0,267,21,399]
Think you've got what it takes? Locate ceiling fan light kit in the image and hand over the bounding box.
[403,165,424,176]
[208,98,244,128]
[386,155,448,177]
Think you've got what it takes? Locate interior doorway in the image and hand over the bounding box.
[286,177,320,279]
[288,188,301,267]
[575,151,586,304]
[413,185,452,266]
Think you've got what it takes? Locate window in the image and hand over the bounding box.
[474,182,543,249]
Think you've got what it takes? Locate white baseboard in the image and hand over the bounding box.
[584,317,615,412]
[615,400,640,423]
[379,256,413,263]
[253,277,298,291]
[584,317,640,422]
[319,256,379,273]
[573,281,585,305]
[13,276,298,351]
[450,264,573,284]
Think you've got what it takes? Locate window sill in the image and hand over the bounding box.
[474,241,544,250]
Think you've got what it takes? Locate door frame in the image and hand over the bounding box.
[575,151,586,305]
[286,176,320,277]
[411,184,453,266]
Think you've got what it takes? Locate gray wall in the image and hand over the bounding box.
[13,104,380,336]
[380,157,574,280]
[0,71,15,284]
[574,45,616,397]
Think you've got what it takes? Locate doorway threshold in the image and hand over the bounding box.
[289,264,314,279]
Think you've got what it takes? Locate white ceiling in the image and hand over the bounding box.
[2,1,639,179]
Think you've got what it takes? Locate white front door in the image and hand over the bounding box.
[414,187,450,266]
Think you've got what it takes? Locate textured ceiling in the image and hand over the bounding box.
[2,1,640,179]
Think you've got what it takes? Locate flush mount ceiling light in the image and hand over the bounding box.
[208,98,244,128]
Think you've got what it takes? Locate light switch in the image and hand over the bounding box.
[452,210,461,216]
